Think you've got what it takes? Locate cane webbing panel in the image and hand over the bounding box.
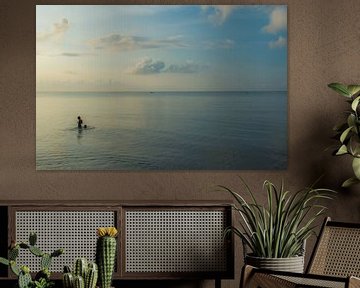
[15,211,115,272]
[309,226,360,277]
[125,210,227,273]
[248,272,297,288]
[277,275,345,288]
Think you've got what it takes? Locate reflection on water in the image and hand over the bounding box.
[36,91,287,170]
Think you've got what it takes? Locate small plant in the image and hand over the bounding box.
[0,232,63,288]
[328,82,360,187]
[33,278,54,288]
[220,178,335,258]
[96,227,118,288]
[62,258,98,288]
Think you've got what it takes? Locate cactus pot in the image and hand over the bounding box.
[245,254,304,273]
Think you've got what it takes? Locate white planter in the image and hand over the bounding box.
[245,254,305,273]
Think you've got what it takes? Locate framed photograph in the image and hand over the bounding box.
[36,5,287,170]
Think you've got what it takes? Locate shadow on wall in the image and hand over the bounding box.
[292,104,360,219]
[292,99,350,189]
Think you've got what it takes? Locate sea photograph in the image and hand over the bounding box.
[36,5,288,170]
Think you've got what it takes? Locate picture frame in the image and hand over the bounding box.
[36,4,287,170]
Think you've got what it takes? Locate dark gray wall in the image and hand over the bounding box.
[1,1,360,287]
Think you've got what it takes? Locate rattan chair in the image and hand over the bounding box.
[241,217,360,288]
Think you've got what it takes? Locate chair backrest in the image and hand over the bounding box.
[307,217,360,277]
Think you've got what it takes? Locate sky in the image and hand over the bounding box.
[36,5,287,92]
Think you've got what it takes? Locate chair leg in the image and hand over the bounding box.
[240,265,255,288]
[215,278,221,288]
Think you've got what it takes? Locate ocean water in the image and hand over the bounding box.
[36,91,287,170]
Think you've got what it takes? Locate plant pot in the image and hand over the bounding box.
[245,254,305,273]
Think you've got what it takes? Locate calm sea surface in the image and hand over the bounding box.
[36,91,287,170]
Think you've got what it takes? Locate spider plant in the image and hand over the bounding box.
[221,179,335,258]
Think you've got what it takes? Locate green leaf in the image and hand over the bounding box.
[340,126,353,143]
[222,179,335,258]
[0,257,9,266]
[328,83,351,97]
[347,114,356,128]
[336,144,348,155]
[352,157,360,179]
[342,177,360,188]
[349,135,360,156]
[351,96,360,111]
[347,85,360,97]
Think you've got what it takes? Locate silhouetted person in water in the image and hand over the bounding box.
[77,116,83,128]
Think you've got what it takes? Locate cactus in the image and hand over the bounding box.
[64,265,72,273]
[41,253,52,270]
[51,248,64,258]
[63,272,74,288]
[74,258,88,279]
[74,275,85,288]
[63,260,98,288]
[96,227,118,288]
[35,268,51,281]
[29,245,44,257]
[29,232,37,246]
[62,265,74,288]
[10,260,21,276]
[0,232,63,288]
[19,243,30,249]
[18,270,32,288]
[0,257,9,266]
[9,246,19,260]
[85,263,98,288]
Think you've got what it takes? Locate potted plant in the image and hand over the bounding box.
[328,82,360,187]
[220,179,334,273]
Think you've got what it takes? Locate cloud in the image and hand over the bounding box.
[201,5,238,26]
[165,60,208,73]
[268,36,287,49]
[89,34,187,52]
[262,7,287,34]
[37,18,69,42]
[132,58,166,74]
[61,52,81,57]
[59,52,94,57]
[130,58,208,75]
[204,39,235,49]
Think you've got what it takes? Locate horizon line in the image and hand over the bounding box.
[36,90,288,93]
